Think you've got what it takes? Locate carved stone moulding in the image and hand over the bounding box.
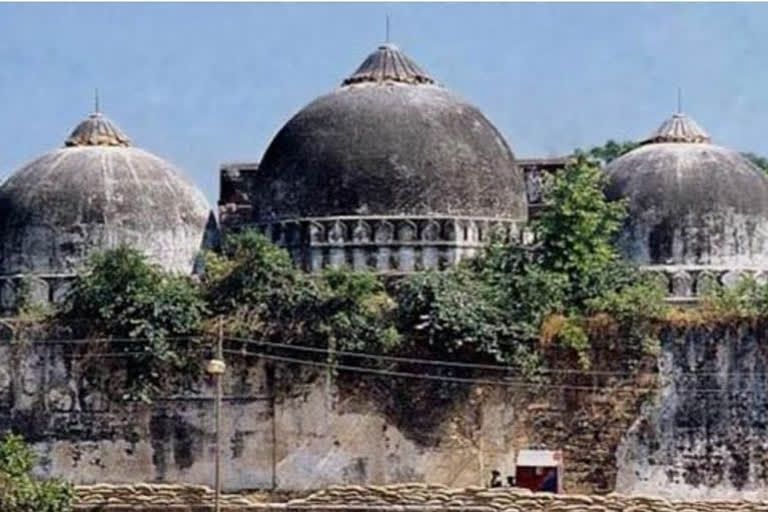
[0,273,77,312]
[249,216,524,274]
[640,265,768,301]
[253,216,524,248]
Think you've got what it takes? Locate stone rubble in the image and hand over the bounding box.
[74,483,768,511]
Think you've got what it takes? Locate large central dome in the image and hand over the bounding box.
[254,43,527,221]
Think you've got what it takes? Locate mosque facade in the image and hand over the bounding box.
[2,42,767,307]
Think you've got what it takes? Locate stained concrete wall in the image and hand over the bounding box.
[0,341,523,492]
[5,325,768,498]
[616,324,768,500]
[0,337,645,494]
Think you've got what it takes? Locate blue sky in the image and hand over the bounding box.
[2,2,768,205]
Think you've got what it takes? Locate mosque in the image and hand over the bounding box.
[2,42,768,308]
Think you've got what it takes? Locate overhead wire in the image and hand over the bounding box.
[222,348,741,395]
[0,335,752,396]
[14,334,768,379]
[223,335,768,378]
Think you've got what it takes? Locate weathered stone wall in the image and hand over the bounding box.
[616,323,768,500]
[5,323,768,498]
[0,337,645,494]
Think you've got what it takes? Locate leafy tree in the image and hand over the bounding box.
[473,243,568,342]
[202,230,322,339]
[533,154,630,307]
[317,268,400,355]
[203,230,400,356]
[743,152,768,174]
[63,247,207,402]
[395,267,517,363]
[0,432,73,512]
[585,139,639,165]
[203,230,313,314]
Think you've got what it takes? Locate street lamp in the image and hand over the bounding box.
[206,323,226,512]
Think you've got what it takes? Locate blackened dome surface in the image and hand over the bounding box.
[605,114,768,266]
[0,113,212,275]
[255,45,527,221]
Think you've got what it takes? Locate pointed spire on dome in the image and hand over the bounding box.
[342,43,435,86]
[642,112,711,145]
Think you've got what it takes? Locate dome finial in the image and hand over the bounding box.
[385,14,390,44]
[342,43,435,86]
[677,87,682,114]
[642,110,711,145]
[65,103,131,147]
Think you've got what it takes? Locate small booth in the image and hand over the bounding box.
[514,449,563,493]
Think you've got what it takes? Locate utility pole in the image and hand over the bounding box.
[206,319,226,512]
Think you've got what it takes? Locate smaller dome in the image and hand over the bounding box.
[605,112,768,267]
[0,109,213,277]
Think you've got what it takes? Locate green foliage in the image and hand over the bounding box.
[473,243,568,340]
[384,154,665,372]
[204,230,312,315]
[586,277,667,360]
[586,278,668,323]
[202,231,320,339]
[63,247,207,402]
[534,154,630,307]
[317,268,400,354]
[0,433,34,478]
[0,433,73,512]
[584,139,639,165]
[555,316,590,369]
[205,230,400,359]
[743,152,768,174]
[10,278,54,321]
[395,268,518,362]
[700,275,768,317]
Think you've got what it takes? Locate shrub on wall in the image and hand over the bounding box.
[61,247,207,402]
[202,231,401,360]
[0,432,73,512]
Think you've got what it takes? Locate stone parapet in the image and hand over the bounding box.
[641,265,768,302]
[243,216,525,273]
[0,272,75,311]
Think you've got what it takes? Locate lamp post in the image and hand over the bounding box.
[206,321,226,512]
